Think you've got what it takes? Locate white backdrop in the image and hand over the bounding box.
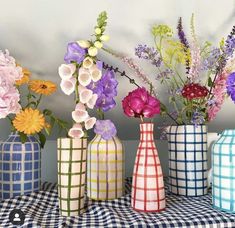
[0,0,235,140]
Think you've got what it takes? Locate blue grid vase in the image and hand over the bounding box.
[0,133,41,199]
[212,129,235,213]
[168,125,208,196]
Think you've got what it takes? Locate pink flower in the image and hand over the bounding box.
[0,85,21,119]
[207,72,228,121]
[122,87,160,118]
[68,123,84,138]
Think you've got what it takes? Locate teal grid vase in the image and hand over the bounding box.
[0,133,41,199]
[57,137,87,216]
[212,129,235,213]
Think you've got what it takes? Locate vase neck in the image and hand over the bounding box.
[140,123,154,141]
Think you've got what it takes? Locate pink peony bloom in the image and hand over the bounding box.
[207,72,228,121]
[0,85,21,119]
[122,87,160,118]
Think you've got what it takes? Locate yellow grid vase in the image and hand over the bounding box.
[87,134,124,200]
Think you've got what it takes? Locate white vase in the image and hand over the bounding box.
[57,137,87,216]
[87,134,124,200]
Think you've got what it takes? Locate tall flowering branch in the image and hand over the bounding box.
[177,17,190,74]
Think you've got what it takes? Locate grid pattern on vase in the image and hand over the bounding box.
[87,135,124,200]
[57,137,87,216]
[131,123,165,212]
[212,129,235,213]
[168,125,208,196]
[0,134,41,200]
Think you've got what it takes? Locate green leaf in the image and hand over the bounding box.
[50,116,55,129]
[19,132,27,144]
[208,77,213,87]
[43,109,52,116]
[38,132,46,149]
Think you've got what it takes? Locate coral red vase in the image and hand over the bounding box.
[131,123,165,212]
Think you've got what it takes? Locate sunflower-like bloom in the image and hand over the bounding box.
[13,108,46,135]
[15,67,31,86]
[29,80,57,95]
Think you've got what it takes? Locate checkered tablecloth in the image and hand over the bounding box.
[0,178,235,228]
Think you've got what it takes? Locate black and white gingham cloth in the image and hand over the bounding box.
[1,178,235,228]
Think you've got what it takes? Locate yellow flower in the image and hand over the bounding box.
[13,108,46,135]
[15,67,31,86]
[29,80,57,95]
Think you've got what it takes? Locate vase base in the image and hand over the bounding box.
[132,207,165,213]
[88,195,124,201]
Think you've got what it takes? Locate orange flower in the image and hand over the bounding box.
[29,80,57,95]
[15,67,31,86]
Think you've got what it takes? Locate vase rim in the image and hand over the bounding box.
[221,129,235,135]
[169,124,206,126]
[140,122,154,125]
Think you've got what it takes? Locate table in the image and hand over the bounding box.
[1,178,235,227]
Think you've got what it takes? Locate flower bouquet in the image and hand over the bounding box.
[0,49,64,199]
[105,15,235,197]
[58,11,123,213]
[122,86,165,212]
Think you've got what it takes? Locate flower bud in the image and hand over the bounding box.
[94,41,103,49]
[77,40,91,48]
[88,47,98,57]
[100,35,110,41]
[95,27,102,35]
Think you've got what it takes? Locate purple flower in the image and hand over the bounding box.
[64,42,87,64]
[87,69,118,112]
[227,72,235,102]
[225,37,235,57]
[202,48,221,71]
[94,119,117,140]
[156,69,173,80]
[191,110,205,127]
[177,17,190,49]
[135,44,162,67]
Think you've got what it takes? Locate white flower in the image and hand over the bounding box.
[85,117,96,130]
[77,40,91,48]
[72,109,89,123]
[68,123,84,138]
[95,28,102,35]
[88,47,98,57]
[87,94,98,109]
[79,88,93,104]
[78,68,92,87]
[75,103,86,111]
[94,41,103,49]
[58,64,76,80]
[60,78,76,95]
[100,35,110,41]
[89,65,102,82]
[82,57,93,69]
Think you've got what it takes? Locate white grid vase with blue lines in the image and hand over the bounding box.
[0,133,41,199]
[168,125,208,196]
[212,129,235,213]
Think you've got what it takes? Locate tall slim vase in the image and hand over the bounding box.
[57,137,87,216]
[0,133,41,199]
[167,125,208,196]
[131,123,165,212]
[212,129,235,213]
[87,134,124,200]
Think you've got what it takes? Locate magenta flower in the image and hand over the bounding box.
[122,87,160,118]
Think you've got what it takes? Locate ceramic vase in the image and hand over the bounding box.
[57,137,87,216]
[167,125,208,196]
[0,133,41,199]
[87,134,124,200]
[131,123,165,212]
[212,129,235,213]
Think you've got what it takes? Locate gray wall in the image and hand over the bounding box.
[1,0,235,140]
[0,0,233,182]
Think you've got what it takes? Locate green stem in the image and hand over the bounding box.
[35,94,42,108]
